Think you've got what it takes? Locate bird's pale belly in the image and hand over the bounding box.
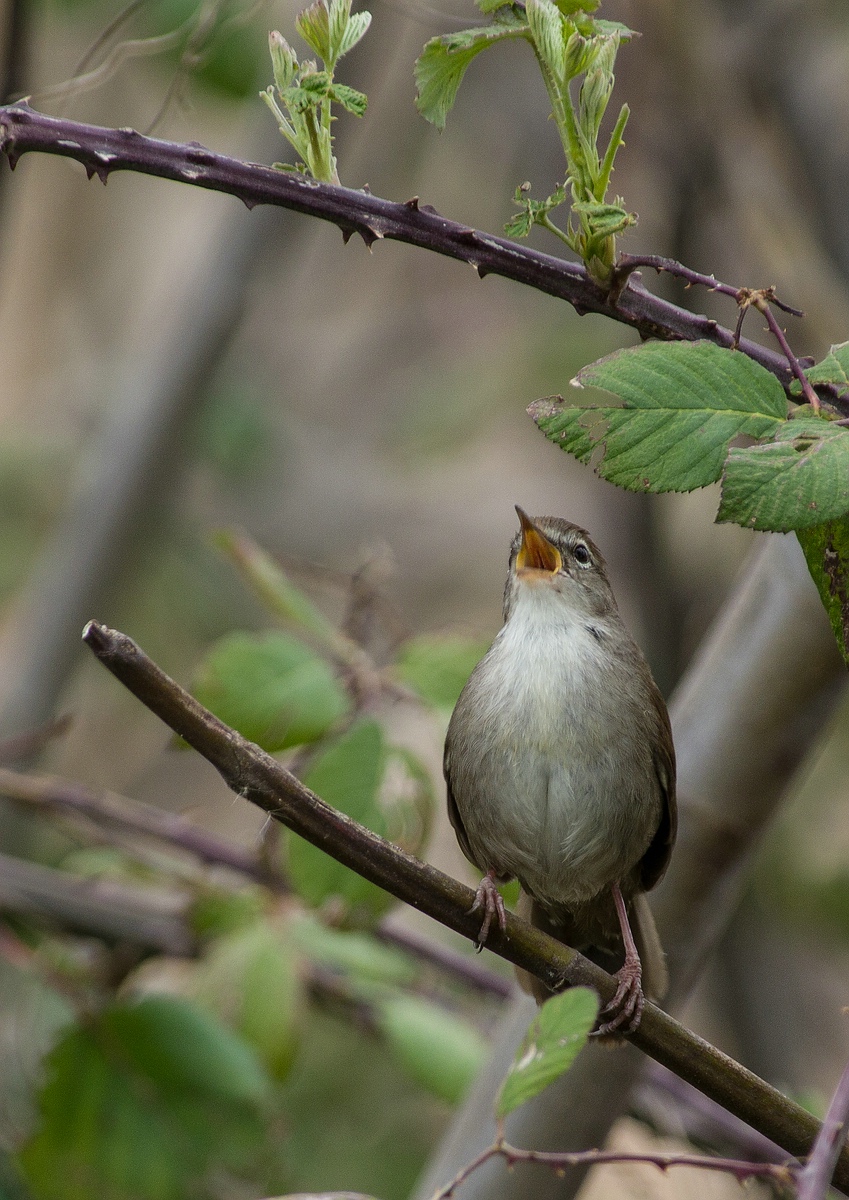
[454,736,658,908]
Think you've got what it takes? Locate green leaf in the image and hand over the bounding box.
[291,913,418,986]
[571,199,633,236]
[192,630,349,752]
[194,916,304,1081]
[376,994,487,1104]
[793,341,849,395]
[530,340,788,493]
[718,419,849,532]
[330,82,368,116]
[20,997,272,1200]
[504,209,534,239]
[395,633,488,709]
[797,517,849,664]
[496,987,598,1117]
[415,20,528,130]
[289,718,390,917]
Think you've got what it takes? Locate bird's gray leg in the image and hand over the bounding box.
[594,882,645,1035]
[469,869,507,951]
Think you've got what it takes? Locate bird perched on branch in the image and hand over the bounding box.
[444,508,676,1034]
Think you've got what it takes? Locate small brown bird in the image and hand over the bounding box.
[444,508,676,1034]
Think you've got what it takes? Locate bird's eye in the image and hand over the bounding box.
[573,544,591,567]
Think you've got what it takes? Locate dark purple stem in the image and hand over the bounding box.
[613,254,804,316]
[758,302,821,411]
[0,103,819,399]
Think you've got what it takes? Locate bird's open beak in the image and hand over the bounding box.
[515,507,562,573]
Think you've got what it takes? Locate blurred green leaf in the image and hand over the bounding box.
[290,719,390,919]
[0,959,74,1147]
[19,996,272,1200]
[496,987,598,1117]
[395,634,487,709]
[190,887,264,938]
[192,630,350,751]
[193,915,304,1081]
[531,341,788,493]
[718,419,849,532]
[797,517,849,664]
[415,16,528,130]
[291,913,417,987]
[375,994,487,1104]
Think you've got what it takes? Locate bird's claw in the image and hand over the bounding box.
[469,872,507,951]
[592,959,644,1037]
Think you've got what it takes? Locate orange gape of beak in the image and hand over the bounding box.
[515,506,562,573]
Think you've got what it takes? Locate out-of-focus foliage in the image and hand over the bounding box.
[191,628,351,751]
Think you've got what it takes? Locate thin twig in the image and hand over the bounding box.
[797,1050,849,1200]
[0,104,840,408]
[752,293,821,412]
[431,1136,795,1199]
[612,253,804,316]
[79,619,849,1187]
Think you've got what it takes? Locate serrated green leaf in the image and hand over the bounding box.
[415,21,528,130]
[718,419,849,532]
[192,630,349,752]
[395,634,487,709]
[291,912,418,986]
[793,341,849,396]
[476,0,515,12]
[496,987,598,1117]
[530,341,788,493]
[194,916,304,1080]
[504,209,534,239]
[797,517,849,664]
[20,997,271,1200]
[330,82,368,116]
[376,994,487,1103]
[290,719,390,918]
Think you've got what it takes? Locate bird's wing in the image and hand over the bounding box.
[639,709,677,894]
[443,744,480,871]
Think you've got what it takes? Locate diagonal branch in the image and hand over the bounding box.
[0,102,815,396]
[81,618,849,1190]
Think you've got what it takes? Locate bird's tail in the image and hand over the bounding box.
[516,890,668,1006]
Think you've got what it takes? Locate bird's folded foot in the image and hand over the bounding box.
[469,870,507,951]
[593,957,644,1037]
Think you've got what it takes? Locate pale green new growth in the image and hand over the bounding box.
[261,0,370,183]
[415,0,634,281]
